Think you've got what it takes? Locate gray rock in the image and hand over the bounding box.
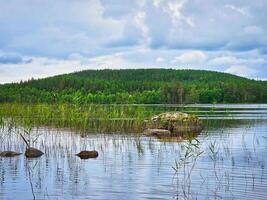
[144,112,203,136]
[25,147,44,158]
[76,150,98,159]
[0,151,22,157]
[144,128,172,137]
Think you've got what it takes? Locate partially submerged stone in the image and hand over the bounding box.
[25,147,44,158]
[76,150,98,159]
[0,151,22,157]
[144,128,172,137]
[144,112,203,137]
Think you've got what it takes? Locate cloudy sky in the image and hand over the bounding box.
[0,0,267,83]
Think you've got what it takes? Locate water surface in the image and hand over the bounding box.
[0,104,267,199]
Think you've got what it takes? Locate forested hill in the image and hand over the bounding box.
[1,69,267,104]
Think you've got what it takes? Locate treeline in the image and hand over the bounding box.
[1,69,267,104]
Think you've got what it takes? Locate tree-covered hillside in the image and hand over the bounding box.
[1,69,267,104]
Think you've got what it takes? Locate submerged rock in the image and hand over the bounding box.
[144,128,172,137]
[144,112,203,137]
[0,151,22,157]
[76,150,98,159]
[25,147,44,158]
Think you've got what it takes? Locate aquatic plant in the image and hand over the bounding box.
[172,137,203,199]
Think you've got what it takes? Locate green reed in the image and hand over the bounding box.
[0,103,248,135]
[0,103,171,133]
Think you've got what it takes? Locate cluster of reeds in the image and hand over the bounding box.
[0,103,189,133]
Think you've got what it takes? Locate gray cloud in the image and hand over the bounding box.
[0,0,267,82]
[0,53,23,64]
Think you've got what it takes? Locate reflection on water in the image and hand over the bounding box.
[0,104,267,200]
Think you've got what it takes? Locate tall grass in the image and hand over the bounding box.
[0,103,155,133]
[0,103,247,134]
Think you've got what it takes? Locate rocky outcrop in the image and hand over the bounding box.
[0,151,22,157]
[144,112,203,137]
[76,150,98,159]
[25,147,44,158]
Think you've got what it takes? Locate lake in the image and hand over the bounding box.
[0,104,267,199]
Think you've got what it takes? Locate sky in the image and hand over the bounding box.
[0,0,267,83]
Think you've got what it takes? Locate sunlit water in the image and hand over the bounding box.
[0,104,267,200]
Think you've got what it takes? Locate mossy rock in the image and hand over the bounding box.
[144,112,203,136]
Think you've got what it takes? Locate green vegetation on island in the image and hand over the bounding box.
[1,69,267,104]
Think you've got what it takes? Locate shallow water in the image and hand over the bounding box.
[0,104,267,200]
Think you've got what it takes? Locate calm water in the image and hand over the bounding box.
[0,104,267,200]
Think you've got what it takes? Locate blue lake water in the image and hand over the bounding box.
[0,104,267,199]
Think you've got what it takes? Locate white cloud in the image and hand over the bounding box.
[162,0,195,28]
[225,65,257,78]
[0,54,139,83]
[208,54,266,66]
[156,57,165,63]
[166,1,185,23]
[244,26,263,34]
[185,17,195,28]
[133,11,150,44]
[87,54,135,69]
[0,0,124,57]
[171,51,207,64]
[208,56,241,66]
[225,5,249,16]
[153,0,162,8]
[0,57,82,83]
[0,0,267,82]
[1,49,267,83]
